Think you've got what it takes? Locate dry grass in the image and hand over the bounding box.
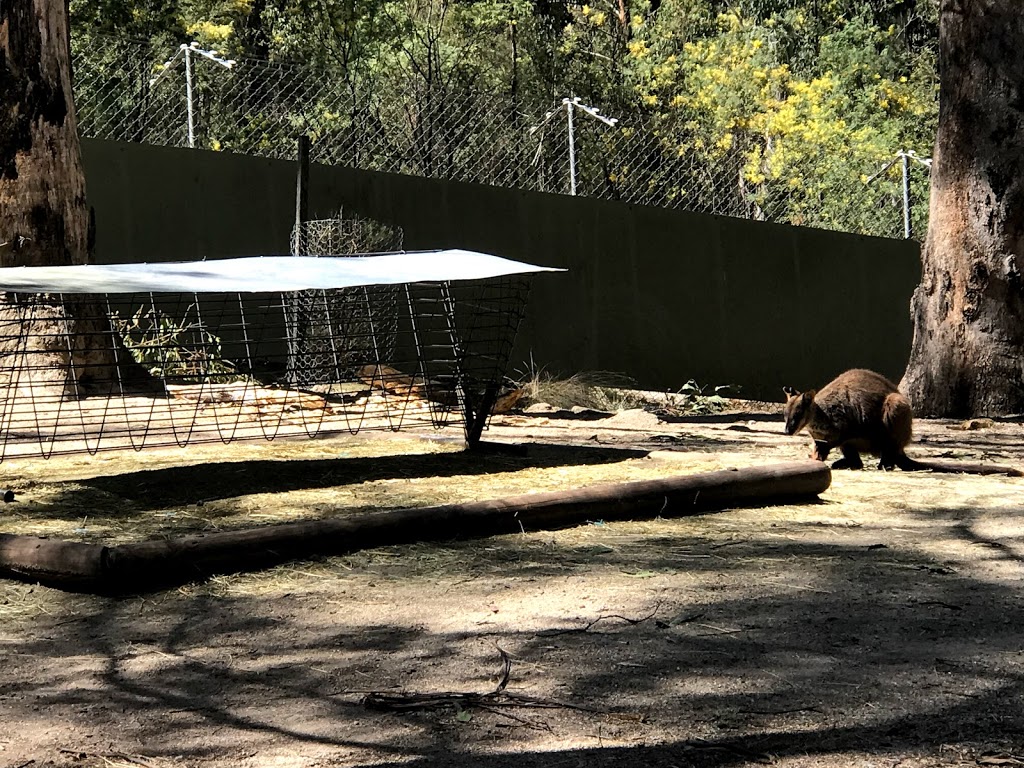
[0,393,1021,619]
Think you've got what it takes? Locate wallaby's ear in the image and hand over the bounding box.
[782,385,797,400]
[803,389,817,402]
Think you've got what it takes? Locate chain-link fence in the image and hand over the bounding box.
[72,36,931,240]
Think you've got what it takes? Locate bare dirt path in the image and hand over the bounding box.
[1,405,1023,768]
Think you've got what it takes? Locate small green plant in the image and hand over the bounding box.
[111,305,239,382]
[658,380,734,417]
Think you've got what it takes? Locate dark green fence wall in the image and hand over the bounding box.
[82,138,922,401]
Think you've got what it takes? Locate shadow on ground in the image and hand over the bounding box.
[4,501,1024,766]
[43,442,650,513]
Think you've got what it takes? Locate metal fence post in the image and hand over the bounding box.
[901,150,911,240]
[184,44,195,148]
[566,99,577,196]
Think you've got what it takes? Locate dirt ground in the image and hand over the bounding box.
[1,401,1023,768]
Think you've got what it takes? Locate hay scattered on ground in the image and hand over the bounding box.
[0,396,1020,619]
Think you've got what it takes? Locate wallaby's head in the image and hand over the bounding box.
[782,386,816,435]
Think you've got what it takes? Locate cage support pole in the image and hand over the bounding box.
[0,461,830,593]
[286,135,312,384]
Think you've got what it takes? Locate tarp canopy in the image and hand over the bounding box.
[0,250,563,294]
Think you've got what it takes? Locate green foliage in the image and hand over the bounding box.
[625,3,937,233]
[659,380,732,416]
[111,306,240,382]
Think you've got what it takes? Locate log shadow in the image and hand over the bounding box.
[55,442,650,510]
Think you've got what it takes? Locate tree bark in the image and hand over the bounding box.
[901,0,1024,417]
[0,0,159,397]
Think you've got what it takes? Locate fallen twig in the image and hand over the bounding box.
[738,705,823,715]
[680,738,774,763]
[58,749,161,767]
[918,599,962,611]
[360,648,602,716]
[476,703,553,731]
[538,602,663,637]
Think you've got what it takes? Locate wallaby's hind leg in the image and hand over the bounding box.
[894,452,926,471]
[879,436,913,471]
[882,392,914,451]
[832,444,865,470]
[878,452,899,471]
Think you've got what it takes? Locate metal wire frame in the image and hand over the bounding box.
[0,277,530,462]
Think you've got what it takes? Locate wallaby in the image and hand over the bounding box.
[783,369,1022,476]
[783,369,915,470]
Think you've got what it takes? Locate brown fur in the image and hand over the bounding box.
[783,369,917,471]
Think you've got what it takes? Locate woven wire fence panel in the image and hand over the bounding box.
[72,35,927,239]
[287,216,405,387]
[0,278,529,461]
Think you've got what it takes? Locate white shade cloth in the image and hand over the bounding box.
[0,250,563,294]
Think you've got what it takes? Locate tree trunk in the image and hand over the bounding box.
[0,0,158,397]
[901,0,1024,417]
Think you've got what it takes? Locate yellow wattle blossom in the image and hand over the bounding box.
[187,21,233,42]
[628,39,649,57]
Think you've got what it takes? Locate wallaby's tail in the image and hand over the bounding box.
[896,455,1022,477]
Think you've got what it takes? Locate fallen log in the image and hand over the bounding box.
[0,460,830,594]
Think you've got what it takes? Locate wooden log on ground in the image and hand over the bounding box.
[0,460,830,594]
[0,534,109,592]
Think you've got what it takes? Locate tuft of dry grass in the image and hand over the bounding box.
[515,369,643,411]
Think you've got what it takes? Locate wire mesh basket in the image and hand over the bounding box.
[0,256,534,461]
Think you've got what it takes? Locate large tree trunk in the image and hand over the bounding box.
[901,0,1024,417]
[0,0,157,398]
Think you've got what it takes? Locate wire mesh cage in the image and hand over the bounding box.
[0,259,533,462]
[286,215,405,387]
